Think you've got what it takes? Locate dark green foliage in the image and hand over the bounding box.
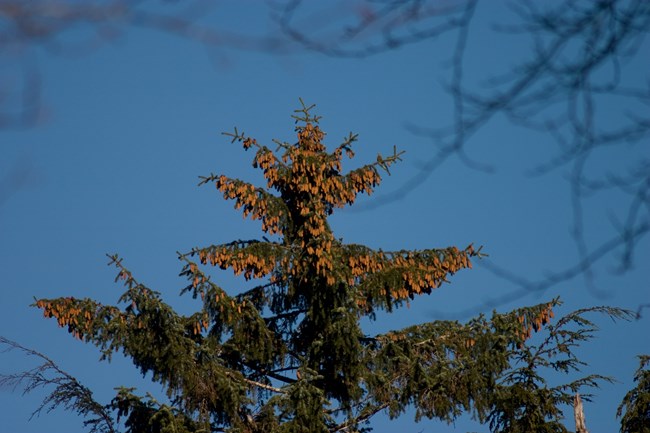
[111,388,201,433]
[487,307,634,433]
[618,355,650,433]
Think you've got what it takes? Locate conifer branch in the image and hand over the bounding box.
[239,376,286,394]
[330,402,390,432]
[292,97,321,123]
[0,337,115,433]
[617,354,650,433]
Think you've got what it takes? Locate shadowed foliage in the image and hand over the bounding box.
[618,355,650,433]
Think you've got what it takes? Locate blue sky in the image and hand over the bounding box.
[1,2,648,432]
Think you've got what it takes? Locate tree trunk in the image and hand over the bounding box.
[574,393,589,433]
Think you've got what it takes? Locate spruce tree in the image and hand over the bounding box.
[6,102,633,432]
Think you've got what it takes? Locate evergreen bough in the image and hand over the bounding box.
[1,102,642,432]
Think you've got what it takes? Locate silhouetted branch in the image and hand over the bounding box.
[0,0,292,130]
[280,0,650,312]
[2,1,648,316]
[431,221,650,318]
[275,0,474,58]
[0,336,115,433]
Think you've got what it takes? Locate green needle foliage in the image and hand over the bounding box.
[0,102,638,432]
[618,355,650,433]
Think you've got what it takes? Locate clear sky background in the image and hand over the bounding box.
[1,2,648,432]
